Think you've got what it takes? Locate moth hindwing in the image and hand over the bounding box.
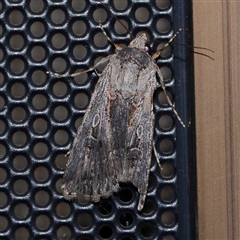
[59,33,169,211]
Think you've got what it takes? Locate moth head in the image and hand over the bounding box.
[129,33,148,51]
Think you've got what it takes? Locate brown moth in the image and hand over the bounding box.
[48,30,184,211]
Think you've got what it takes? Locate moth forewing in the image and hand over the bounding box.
[59,33,164,211]
[50,22,188,212]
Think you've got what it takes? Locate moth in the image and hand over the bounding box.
[48,28,184,211]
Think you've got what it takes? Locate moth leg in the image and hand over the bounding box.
[153,141,162,170]
[99,21,122,50]
[152,29,186,127]
[156,67,185,127]
[152,28,184,59]
[138,193,147,211]
[94,69,101,77]
[65,150,70,157]
[46,54,112,77]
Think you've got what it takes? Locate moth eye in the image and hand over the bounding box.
[144,44,151,54]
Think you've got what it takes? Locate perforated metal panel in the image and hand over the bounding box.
[0,0,197,239]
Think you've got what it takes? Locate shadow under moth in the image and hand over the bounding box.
[48,30,184,211]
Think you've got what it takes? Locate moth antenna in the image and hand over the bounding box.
[99,21,122,50]
[98,0,133,39]
[172,42,214,60]
[152,28,185,59]
[173,42,214,53]
[191,50,214,60]
[153,29,214,60]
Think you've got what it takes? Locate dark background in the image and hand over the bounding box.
[0,0,196,239]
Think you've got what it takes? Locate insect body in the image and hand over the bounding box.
[48,32,183,211]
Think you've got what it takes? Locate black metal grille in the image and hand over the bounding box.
[0,0,197,239]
